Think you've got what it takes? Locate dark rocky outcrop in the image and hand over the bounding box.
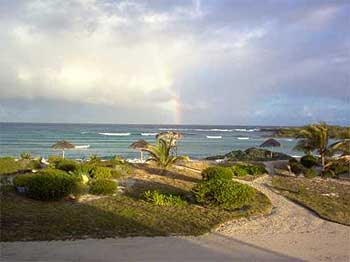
[205,147,292,161]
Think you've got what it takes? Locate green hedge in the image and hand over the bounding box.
[56,159,79,172]
[89,179,117,195]
[14,170,78,201]
[201,167,233,181]
[300,155,319,168]
[230,164,267,177]
[192,179,255,209]
[0,157,21,175]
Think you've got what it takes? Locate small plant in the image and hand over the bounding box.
[20,152,32,160]
[304,168,317,179]
[13,174,32,187]
[192,179,255,209]
[56,159,79,172]
[92,166,113,180]
[48,156,64,167]
[300,155,319,168]
[201,167,233,181]
[143,190,187,207]
[89,179,117,195]
[289,159,306,175]
[230,165,249,177]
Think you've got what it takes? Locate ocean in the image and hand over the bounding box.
[0,123,300,160]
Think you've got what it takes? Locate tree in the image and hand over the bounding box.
[328,140,350,156]
[143,138,189,169]
[294,123,329,170]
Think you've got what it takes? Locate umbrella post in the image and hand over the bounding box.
[140,150,143,161]
[62,150,65,159]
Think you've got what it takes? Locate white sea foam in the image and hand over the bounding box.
[141,133,157,136]
[75,145,90,149]
[99,132,131,136]
[237,137,249,140]
[206,135,222,139]
[234,128,260,132]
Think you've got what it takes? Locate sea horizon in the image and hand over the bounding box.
[0,122,304,160]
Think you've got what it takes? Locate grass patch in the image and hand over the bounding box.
[0,189,270,241]
[271,176,350,225]
[0,163,271,241]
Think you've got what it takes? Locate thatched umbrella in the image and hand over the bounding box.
[260,138,281,158]
[129,139,149,161]
[51,140,75,158]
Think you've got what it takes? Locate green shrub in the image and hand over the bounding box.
[39,168,68,176]
[201,167,233,181]
[246,165,268,175]
[15,171,78,201]
[56,159,79,172]
[300,155,319,168]
[92,166,113,180]
[304,168,317,178]
[143,190,187,207]
[89,179,117,195]
[230,165,249,177]
[13,174,33,187]
[289,160,306,175]
[192,179,255,209]
[26,159,42,170]
[0,157,21,175]
[48,156,63,167]
[229,164,267,177]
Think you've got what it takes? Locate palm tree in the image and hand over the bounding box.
[20,152,32,160]
[143,138,189,169]
[328,140,350,156]
[294,123,329,170]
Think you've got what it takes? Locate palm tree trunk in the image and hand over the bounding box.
[321,152,325,171]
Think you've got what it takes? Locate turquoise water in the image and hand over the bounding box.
[0,123,301,159]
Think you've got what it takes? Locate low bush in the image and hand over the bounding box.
[13,174,32,187]
[201,167,233,181]
[230,165,249,177]
[300,155,319,168]
[325,159,349,177]
[304,168,317,178]
[92,166,113,180]
[192,179,255,209]
[48,156,63,167]
[0,157,21,175]
[89,179,117,195]
[56,159,79,172]
[143,190,187,207]
[230,164,268,177]
[14,171,78,201]
[289,160,306,175]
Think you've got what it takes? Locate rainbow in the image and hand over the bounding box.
[173,95,181,125]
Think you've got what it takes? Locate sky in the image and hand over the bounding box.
[0,0,349,126]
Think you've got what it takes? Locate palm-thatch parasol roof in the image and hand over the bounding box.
[129,139,149,162]
[52,140,75,150]
[129,139,149,150]
[51,140,75,158]
[260,138,281,148]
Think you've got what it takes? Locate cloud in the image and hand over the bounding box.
[0,0,349,125]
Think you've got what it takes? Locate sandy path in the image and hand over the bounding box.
[216,174,350,261]
[1,166,349,262]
